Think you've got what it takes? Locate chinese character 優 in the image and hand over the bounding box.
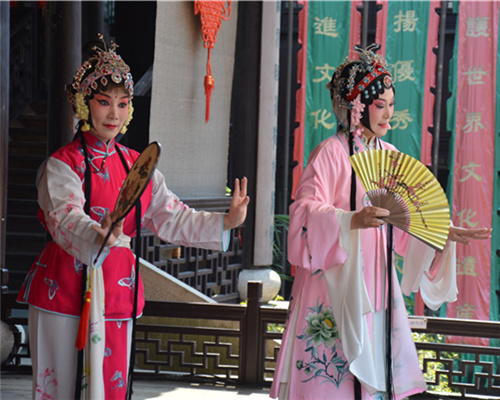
[393,60,416,83]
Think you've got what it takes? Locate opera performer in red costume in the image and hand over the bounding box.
[17,37,249,399]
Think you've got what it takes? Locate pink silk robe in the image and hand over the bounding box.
[270,131,457,400]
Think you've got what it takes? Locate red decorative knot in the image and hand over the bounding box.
[194,1,232,123]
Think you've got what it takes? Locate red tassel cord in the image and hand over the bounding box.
[75,290,92,350]
[204,66,214,123]
[194,1,232,123]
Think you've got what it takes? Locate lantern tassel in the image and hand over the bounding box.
[204,74,214,123]
[75,290,92,350]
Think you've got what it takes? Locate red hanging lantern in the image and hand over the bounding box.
[194,1,231,123]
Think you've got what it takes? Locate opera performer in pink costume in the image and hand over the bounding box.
[17,37,249,400]
[270,46,490,400]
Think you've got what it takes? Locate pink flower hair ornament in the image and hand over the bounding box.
[350,95,365,134]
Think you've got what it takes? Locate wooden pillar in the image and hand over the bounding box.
[242,281,262,384]
[83,1,107,44]
[46,1,82,155]
[229,1,261,269]
[0,1,10,292]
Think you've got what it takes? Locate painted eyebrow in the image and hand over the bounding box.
[94,93,129,99]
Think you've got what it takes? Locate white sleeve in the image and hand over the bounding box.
[143,170,229,251]
[37,157,109,267]
[400,236,457,310]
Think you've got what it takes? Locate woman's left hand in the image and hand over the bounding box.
[448,226,491,245]
[223,177,250,231]
[92,211,124,246]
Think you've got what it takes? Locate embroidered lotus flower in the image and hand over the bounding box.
[350,94,365,133]
[296,301,348,387]
[303,306,338,349]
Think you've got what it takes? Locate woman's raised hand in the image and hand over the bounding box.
[223,177,250,231]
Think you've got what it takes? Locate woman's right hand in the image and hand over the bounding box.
[351,206,390,230]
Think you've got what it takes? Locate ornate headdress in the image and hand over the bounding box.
[67,34,134,134]
[327,44,393,132]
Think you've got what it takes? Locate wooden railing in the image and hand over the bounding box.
[133,197,245,303]
[2,283,500,398]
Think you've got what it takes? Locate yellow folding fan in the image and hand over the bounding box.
[349,149,450,251]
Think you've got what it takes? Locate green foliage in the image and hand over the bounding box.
[412,332,459,394]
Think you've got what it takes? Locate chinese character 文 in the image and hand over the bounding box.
[393,10,418,32]
[459,162,483,183]
[313,16,339,38]
[313,64,336,83]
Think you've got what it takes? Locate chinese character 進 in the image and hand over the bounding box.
[310,109,336,130]
[313,16,339,38]
[462,112,485,134]
[457,256,478,277]
[390,109,413,130]
[393,10,419,32]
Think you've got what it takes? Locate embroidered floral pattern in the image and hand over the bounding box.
[296,301,348,387]
[111,370,125,390]
[118,266,135,290]
[43,278,59,300]
[36,367,58,400]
